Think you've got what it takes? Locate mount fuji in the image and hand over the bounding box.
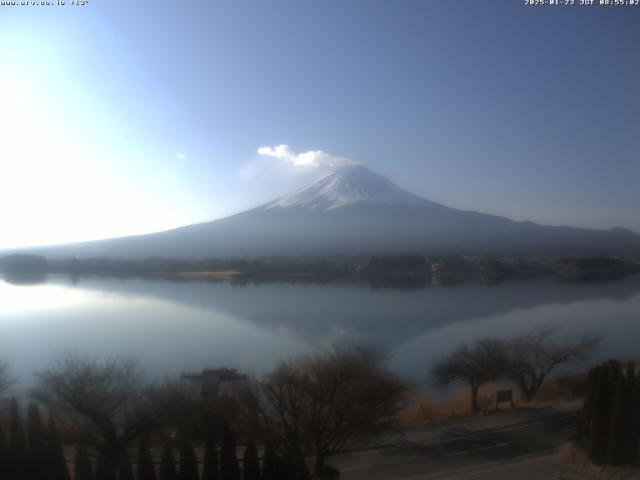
[28,165,640,258]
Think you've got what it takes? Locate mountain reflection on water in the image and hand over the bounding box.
[0,275,639,391]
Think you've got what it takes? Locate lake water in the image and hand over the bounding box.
[1,275,639,392]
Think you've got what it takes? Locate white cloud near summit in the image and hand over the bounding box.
[257,144,356,169]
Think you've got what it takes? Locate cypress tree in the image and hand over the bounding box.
[47,416,71,480]
[242,438,260,480]
[583,360,640,467]
[9,397,27,477]
[623,362,637,465]
[580,366,598,437]
[631,365,640,465]
[95,449,116,480]
[28,403,48,479]
[607,367,629,465]
[589,363,614,464]
[279,456,296,480]
[220,425,240,480]
[159,443,178,480]
[117,451,135,480]
[261,444,279,480]
[75,444,95,480]
[0,425,10,480]
[178,441,199,480]
[202,429,219,480]
[137,436,157,480]
[27,403,47,454]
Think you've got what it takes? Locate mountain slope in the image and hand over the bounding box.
[27,165,640,258]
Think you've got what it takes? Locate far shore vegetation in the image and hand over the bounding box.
[1,253,639,287]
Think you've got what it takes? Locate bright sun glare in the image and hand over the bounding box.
[0,73,181,249]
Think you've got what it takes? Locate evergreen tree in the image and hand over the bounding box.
[202,429,219,480]
[220,425,240,480]
[584,360,640,467]
[27,403,47,454]
[75,444,95,480]
[0,425,10,480]
[623,362,637,465]
[137,436,157,480]
[178,441,199,480]
[9,398,27,478]
[279,456,296,480]
[260,444,279,480]
[95,450,116,480]
[607,367,629,465]
[160,443,178,480]
[588,363,613,464]
[580,366,598,437]
[28,403,48,479]
[631,365,640,465]
[242,438,260,480]
[117,451,135,480]
[47,416,71,480]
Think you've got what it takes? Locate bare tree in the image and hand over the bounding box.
[144,378,238,441]
[31,353,162,478]
[0,360,13,397]
[432,338,509,414]
[241,347,407,479]
[504,327,601,401]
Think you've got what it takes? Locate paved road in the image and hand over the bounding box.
[329,408,593,479]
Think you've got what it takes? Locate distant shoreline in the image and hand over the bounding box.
[1,253,639,286]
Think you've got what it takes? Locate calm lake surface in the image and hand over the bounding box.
[1,275,639,391]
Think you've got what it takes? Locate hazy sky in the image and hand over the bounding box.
[1,0,638,248]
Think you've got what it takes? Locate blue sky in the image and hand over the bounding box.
[1,0,638,248]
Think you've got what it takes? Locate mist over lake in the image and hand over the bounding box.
[1,275,639,392]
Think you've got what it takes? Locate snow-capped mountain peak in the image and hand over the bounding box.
[261,165,433,211]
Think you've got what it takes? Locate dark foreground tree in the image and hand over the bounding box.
[629,366,640,464]
[243,347,407,478]
[0,424,11,480]
[606,364,631,466]
[48,416,71,480]
[117,451,135,480]
[159,443,178,480]
[260,443,279,480]
[95,449,115,480]
[137,436,157,480]
[583,360,640,466]
[32,354,161,473]
[278,456,296,480]
[28,402,48,478]
[504,328,600,401]
[242,437,260,480]
[202,429,219,480]
[220,425,240,480]
[9,398,27,465]
[178,441,199,480]
[432,339,508,414]
[75,444,95,480]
